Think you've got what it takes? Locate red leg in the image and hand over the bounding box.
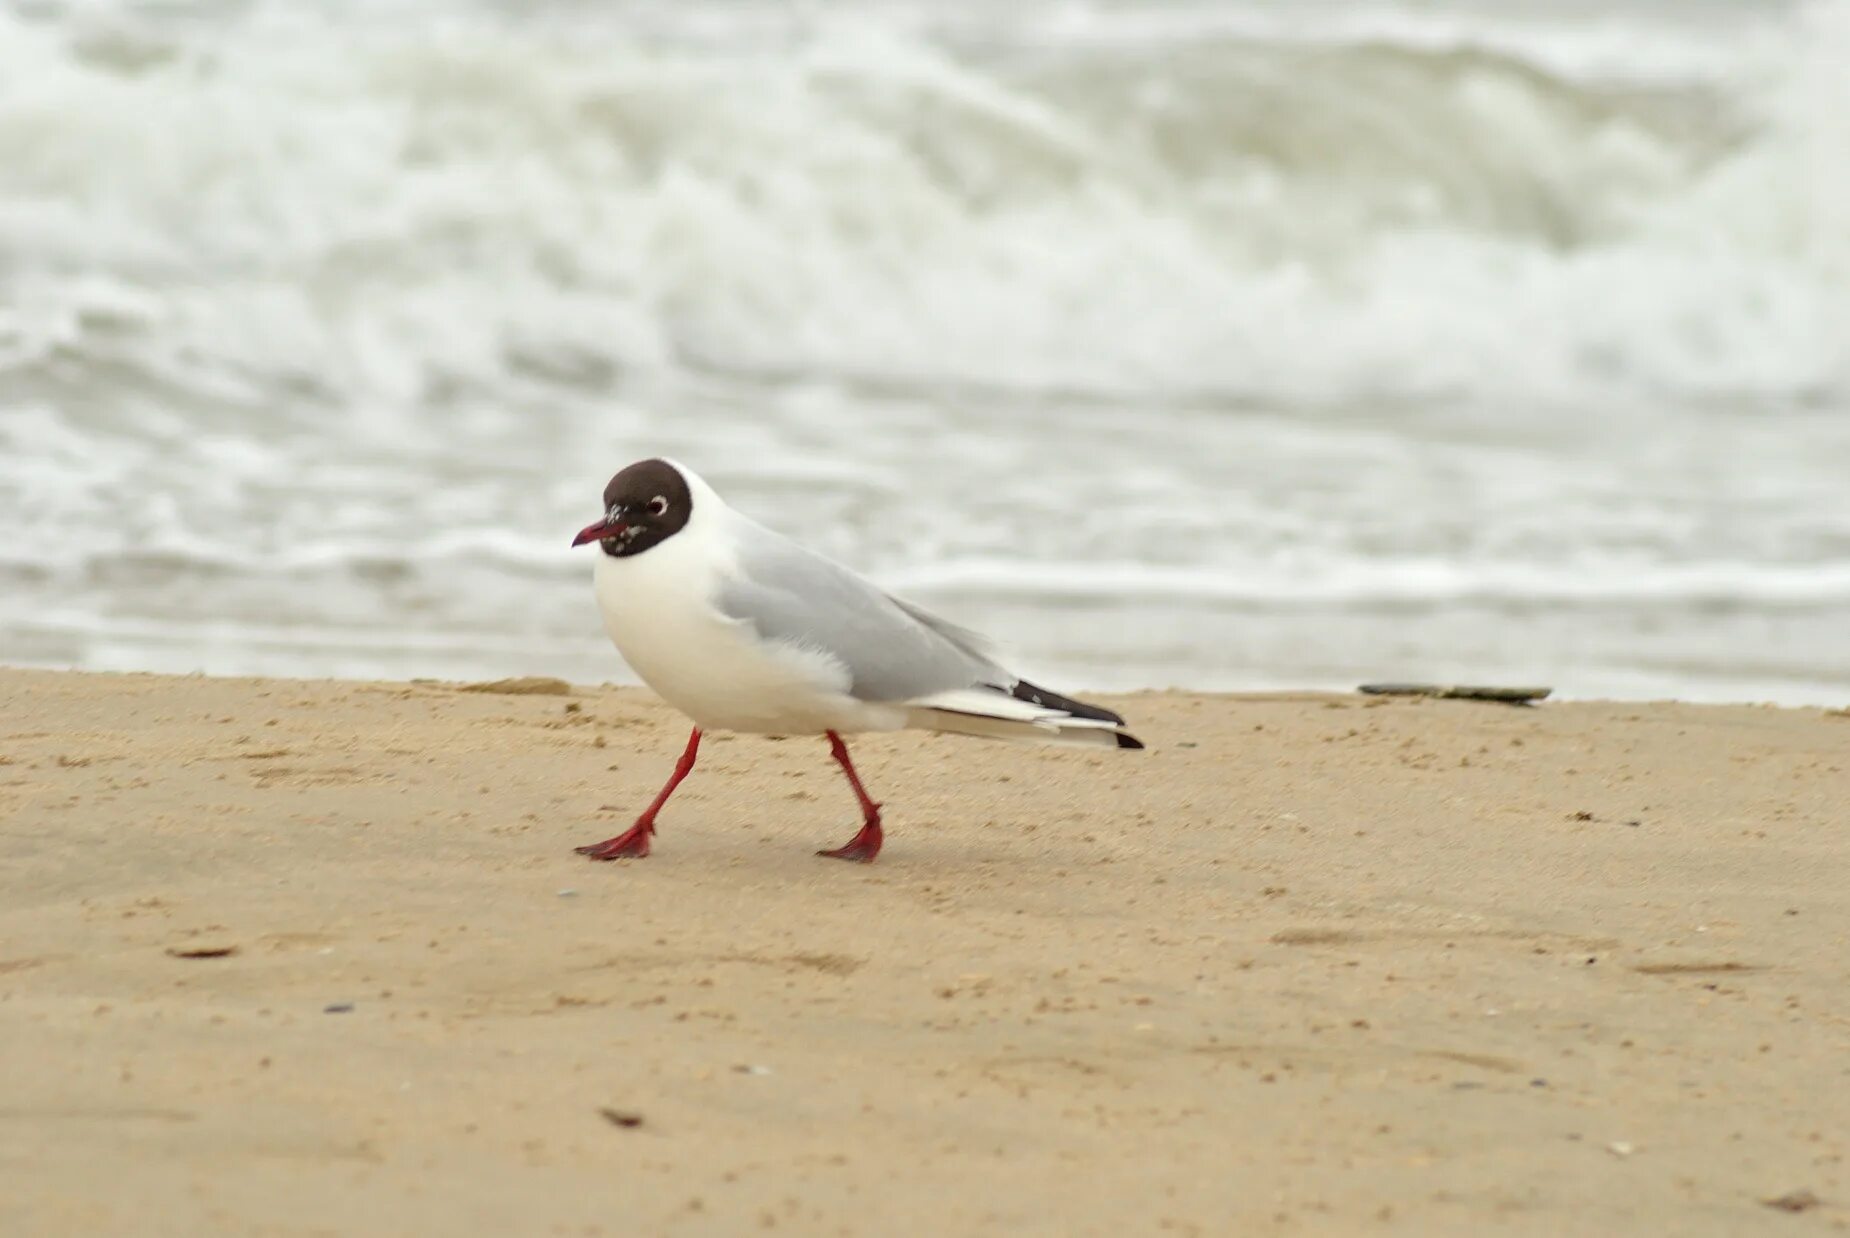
[817,730,883,863]
[577,727,701,861]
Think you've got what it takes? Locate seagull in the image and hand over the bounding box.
[569,458,1143,863]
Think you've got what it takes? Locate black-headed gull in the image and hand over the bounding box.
[570,458,1142,863]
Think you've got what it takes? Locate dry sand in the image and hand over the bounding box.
[2,668,1847,1236]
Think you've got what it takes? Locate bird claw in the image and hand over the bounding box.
[576,825,652,861]
[816,822,882,863]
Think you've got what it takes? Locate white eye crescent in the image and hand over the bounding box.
[647,495,668,517]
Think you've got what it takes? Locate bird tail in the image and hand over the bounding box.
[904,680,1144,751]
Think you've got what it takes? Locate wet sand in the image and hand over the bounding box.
[2,669,1846,1235]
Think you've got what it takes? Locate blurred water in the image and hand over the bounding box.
[1,0,1846,703]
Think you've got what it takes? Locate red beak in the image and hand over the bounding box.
[572,519,626,548]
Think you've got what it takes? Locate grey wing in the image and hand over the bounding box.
[715,519,1004,703]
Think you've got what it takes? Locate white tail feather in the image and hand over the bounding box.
[904,688,1135,749]
[906,709,1129,748]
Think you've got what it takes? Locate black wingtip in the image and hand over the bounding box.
[1115,732,1145,750]
[1006,678,1126,726]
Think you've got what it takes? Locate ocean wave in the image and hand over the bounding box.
[0,0,1841,411]
[8,538,1849,613]
[3,0,1846,703]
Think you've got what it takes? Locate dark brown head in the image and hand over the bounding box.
[570,458,694,558]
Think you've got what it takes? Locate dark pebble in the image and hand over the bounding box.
[1761,1190,1821,1213]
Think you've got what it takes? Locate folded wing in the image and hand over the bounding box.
[715,516,1143,750]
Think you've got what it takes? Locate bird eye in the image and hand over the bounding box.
[647,495,668,517]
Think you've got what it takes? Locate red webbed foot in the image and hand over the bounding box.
[577,727,700,862]
[576,824,653,860]
[816,821,882,863]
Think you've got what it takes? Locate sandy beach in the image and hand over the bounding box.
[2,668,1846,1235]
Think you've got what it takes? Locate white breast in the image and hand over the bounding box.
[591,513,901,736]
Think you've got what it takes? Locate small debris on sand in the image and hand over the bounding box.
[1760,1190,1821,1214]
[457,677,573,696]
[1358,683,1551,705]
